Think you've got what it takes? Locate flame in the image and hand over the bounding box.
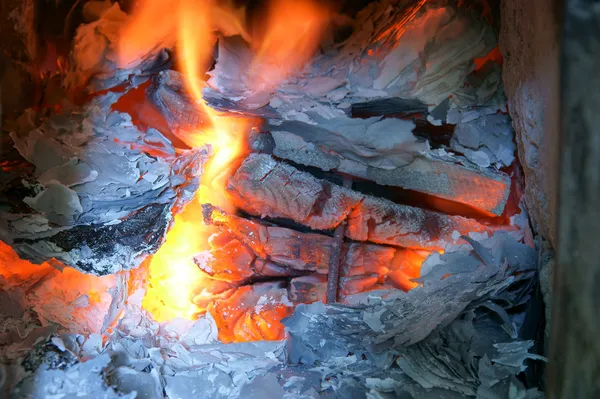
[249,0,329,90]
[117,0,178,68]
[118,0,329,336]
[375,0,429,48]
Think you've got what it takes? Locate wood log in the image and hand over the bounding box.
[267,126,512,215]
[226,154,499,251]
[200,205,432,292]
[148,69,511,215]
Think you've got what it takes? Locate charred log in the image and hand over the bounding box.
[200,204,432,292]
[226,154,500,251]
[265,125,512,215]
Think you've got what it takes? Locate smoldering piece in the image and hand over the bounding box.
[226,154,501,251]
[199,204,429,295]
[1,93,207,275]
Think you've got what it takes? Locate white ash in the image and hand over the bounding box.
[451,114,516,168]
[2,232,543,398]
[2,92,207,275]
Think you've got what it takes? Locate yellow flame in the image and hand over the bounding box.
[119,0,331,324]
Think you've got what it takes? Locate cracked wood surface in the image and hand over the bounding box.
[226,154,497,251]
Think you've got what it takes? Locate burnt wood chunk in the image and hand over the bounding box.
[289,275,328,304]
[201,204,432,291]
[269,128,511,215]
[226,154,495,251]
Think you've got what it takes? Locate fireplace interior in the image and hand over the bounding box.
[0,0,562,397]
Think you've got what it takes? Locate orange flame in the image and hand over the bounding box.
[117,0,178,68]
[122,0,330,328]
[249,0,329,91]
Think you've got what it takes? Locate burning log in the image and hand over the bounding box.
[265,123,512,215]
[1,93,206,275]
[226,154,497,251]
[199,204,432,292]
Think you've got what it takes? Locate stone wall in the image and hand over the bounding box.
[499,0,561,247]
[499,0,562,350]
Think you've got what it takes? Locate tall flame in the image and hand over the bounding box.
[117,0,330,324]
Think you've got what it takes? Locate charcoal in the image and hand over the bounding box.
[1,92,207,275]
[268,125,512,215]
[227,154,499,251]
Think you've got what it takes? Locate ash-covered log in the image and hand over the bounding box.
[1,93,206,275]
[199,204,430,290]
[149,68,512,215]
[226,154,499,251]
[263,123,512,215]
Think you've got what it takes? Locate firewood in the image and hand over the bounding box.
[268,125,512,215]
[1,93,206,275]
[200,204,433,290]
[226,154,498,251]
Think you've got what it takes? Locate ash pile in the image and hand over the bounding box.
[0,0,546,398]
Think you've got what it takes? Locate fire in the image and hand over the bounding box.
[118,0,331,337]
[249,0,329,91]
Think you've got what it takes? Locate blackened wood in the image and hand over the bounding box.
[268,127,511,216]
[326,176,352,303]
[549,1,600,397]
[201,204,429,290]
[226,154,498,251]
